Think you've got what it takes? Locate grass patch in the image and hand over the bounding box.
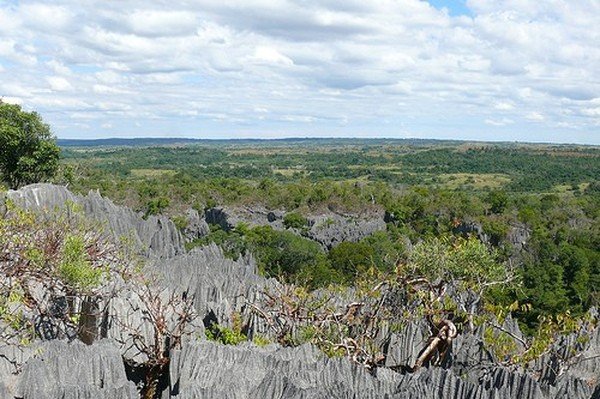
[130,168,177,178]
[438,173,511,189]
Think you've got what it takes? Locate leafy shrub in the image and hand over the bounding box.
[59,234,105,290]
[205,323,247,345]
[172,215,188,231]
[283,212,308,229]
[144,196,170,217]
[328,241,375,283]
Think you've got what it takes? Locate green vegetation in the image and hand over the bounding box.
[189,224,338,287]
[59,139,600,332]
[0,130,567,341]
[0,109,598,372]
[205,323,247,346]
[205,313,248,345]
[283,212,308,229]
[0,201,116,344]
[0,101,60,189]
[59,234,106,290]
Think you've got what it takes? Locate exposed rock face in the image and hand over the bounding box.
[453,220,489,243]
[385,321,430,369]
[3,184,600,399]
[15,340,137,399]
[507,222,531,250]
[304,212,387,249]
[149,243,278,335]
[204,206,285,231]
[203,206,387,249]
[170,340,393,398]
[169,339,600,399]
[0,338,33,397]
[5,183,184,258]
[180,208,210,241]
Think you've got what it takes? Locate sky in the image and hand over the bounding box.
[0,0,599,144]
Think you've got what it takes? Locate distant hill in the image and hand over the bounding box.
[57,137,497,148]
[58,137,206,147]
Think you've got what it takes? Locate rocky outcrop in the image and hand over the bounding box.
[3,184,600,399]
[203,206,387,249]
[304,212,386,249]
[204,206,285,231]
[15,340,137,399]
[507,222,531,250]
[150,243,279,336]
[453,220,489,243]
[170,340,393,398]
[180,208,210,241]
[0,338,33,397]
[168,339,600,399]
[385,321,430,369]
[5,183,184,258]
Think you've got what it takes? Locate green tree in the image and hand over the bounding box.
[0,101,60,189]
[486,190,508,215]
[144,196,170,217]
[246,225,337,287]
[283,212,308,229]
[328,241,375,282]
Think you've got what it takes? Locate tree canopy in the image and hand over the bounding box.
[0,101,60,189]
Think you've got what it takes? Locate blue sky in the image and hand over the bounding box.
[0,0,599,144]
[427,0,472,16]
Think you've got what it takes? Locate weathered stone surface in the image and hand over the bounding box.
[170,339,597,399]
[170,340,395,399]
[385,321,429,369]
[181,208,210,241]
[304,211,386,249]
[4,184,600,399]
[150,243,278,335]
[204,206,285,231]
[16,340,138,399]
[507,222,531,250]
[453,220,489,243]
[0,338,33,398]
[6,183,184,258]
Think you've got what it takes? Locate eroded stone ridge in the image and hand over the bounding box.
[5,183,184,258]
[2,184,599,399]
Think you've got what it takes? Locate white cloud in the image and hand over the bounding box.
[0,0,597,143]
[494,102,515,111]
[526,112,545,122]
[46,60,71,75]
[47,76,73,91]
[92,84,129,95]
[19,4,73,32]
[126,10,198,37]
[1,96,23,105]
[485,117,514,126]
[252,46,294,66]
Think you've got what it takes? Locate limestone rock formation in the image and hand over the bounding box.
[204,206,285,231]
[2,184,600,399]
[149,243,279,337]
[180,208,210,241]
[15,340,137,399]
[304,211,387,249]
[5,183,184,258]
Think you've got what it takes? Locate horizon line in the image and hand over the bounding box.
[56,136,600,147]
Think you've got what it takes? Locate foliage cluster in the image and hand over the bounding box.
[41,137,600,332]
[189,223,405,288]
[0,201,197,398]
[0,101,60,189]
[250,237,519,369]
